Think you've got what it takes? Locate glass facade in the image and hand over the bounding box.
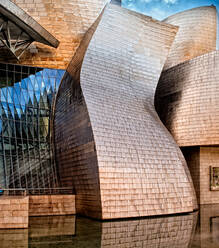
[0,63,65,189]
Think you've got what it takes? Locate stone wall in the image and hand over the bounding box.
[199,147,219,204]
[29,195,75,216]
[181,147,219,205]
[163,6,216,70]
[0,216,75,247]
[10,0,107,69]
[0,195,75,229]
[54,2,197,219]
[0,196,29,229]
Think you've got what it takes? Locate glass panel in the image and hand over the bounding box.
[0,63,65,189]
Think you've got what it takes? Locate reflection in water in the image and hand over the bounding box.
[100,214,197,248]
[0,212,200,248]
[192,204,219,248]
[2,207,219,248]
[29,216,76,248]
[0,229,28,248]
[1,206,219,248]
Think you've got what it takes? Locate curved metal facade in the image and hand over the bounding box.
[155,6,219,206]
[156,51,219,147]
[54,3,197,219]
[163,6,217,70]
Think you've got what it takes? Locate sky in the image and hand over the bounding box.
[122,0,219,47]
[122,0,219,20]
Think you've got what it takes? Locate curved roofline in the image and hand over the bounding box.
[163,50,219,73]
[0,0,59,48]
[163,5,216,22]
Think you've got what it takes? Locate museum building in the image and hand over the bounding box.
[0,0,217,228]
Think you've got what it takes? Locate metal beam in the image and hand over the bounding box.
[0,17,33,60]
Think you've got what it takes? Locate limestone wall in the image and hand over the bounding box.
[199,147,219,204]
[163,6,217,70]
[29,195,75,216]
[181,147,219,205]
[0,196,29,229]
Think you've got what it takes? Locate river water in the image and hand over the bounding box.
[1,204,219,248]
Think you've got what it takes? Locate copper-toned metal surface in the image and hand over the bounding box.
[0,0,60,61]
[163,6,217,70]
[0,0,59,48]
[54,3,197,219]
[10,0,108,68]
[155,6,219,208]
[156,51,219,147]
[54,12,104,219]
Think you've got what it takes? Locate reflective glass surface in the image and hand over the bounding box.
[0,63,65,189]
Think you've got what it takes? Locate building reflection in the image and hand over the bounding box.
[0,229,28,248]
[29,215,76,247]
[192,204,219,248]
[2,206,219,248]
[99,213,197,248]
[0,212,200,248]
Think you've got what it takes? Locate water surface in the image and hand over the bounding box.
[1,204,219,248]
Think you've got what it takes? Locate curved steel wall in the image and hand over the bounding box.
[156,51,219,147]
[163,6,217,70]
[10,0,107,69]
[54,12,103,219]
[54,3,197,219]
